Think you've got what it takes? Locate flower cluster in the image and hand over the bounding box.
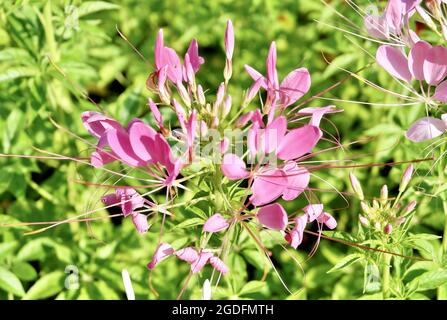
[364,0,447,142]
[80,20,340,280]
[349,165,416,235]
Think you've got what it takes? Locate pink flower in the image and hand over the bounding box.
[147,243,175,270]
[257,203,288,230]
[297,105,343,127]
[203,214,229,233]
[303,203,337,229]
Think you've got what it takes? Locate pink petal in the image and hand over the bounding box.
[405,117,447,142]
[106,128,146,167]
[281,162,310,201]
[101,193,120,206]
[203,213,229,233]
[154,29,164,70]
[285,214,307,249]
[385,0,403,33]
[220,137,230,154]
[128,120,157,162]
[279,68,311,107]
[266,42,279,90]
[191,252,213,273]
[175,247,199,263]
[317,212,337,229]
[90,150,115,168]
[244,64,267,88]
[257,203,288,230]
[376,45,412,82]
[408,41,432,80]
[258,116,287,154]
[303,204,324,223]
[148,98,163,128]
[225,20,234,60]
[221,154,250,180]
[297,105,342,127]
[236,111,254,128]
[163,47,183,83]
[250,168,287,206]
[209,256,229,274]
[423,45,447,85]
[433,80,447,102]
[186,39,205,72]
[117,188,145,217]
[364,15,389,39]
[132,213,150,234]
[81,111,121,139]
[147,243,174,270]
[276,125,322,161]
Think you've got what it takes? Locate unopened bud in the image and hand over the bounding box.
[404,200,417,214]
[359,215,369,226]
[197,85,206,105]
[349,173,364,200]
[215,82,225,107]
[177,81,191,107]
[380,184,388,203]
[399,164,413,192]
[224,58,233,82]
[211,116,219,129]
[222,95,232,118]
[395,216,406,225]
[220,137,230,154]
[384,223,393,234]
[360,201,370,214]
[200,120,208,137]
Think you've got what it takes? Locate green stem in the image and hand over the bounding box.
[382,253,392,299]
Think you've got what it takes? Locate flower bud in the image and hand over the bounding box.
[222,95,232,118]
[225,20,234,61]
[360,201,370,214]
[245,77,264,104]
[384,223,393,234]
[202,279,212,300]
[395,216,406,225]
[177,81,191,107]
[349,173,364,200]
[399,164,413,192]
[380,184,388,203]
[404,200,417,214]
[215,82,225,107]
[220,137,229,154]
[359,215,369,226]
[197,84,206,106]
[199,120,208,137]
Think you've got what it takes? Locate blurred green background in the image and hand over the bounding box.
[0,0,445,300]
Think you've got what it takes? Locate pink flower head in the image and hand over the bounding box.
[147,243,175,270]
[203,213,229,233]
[154,29,183,84]
[257,203,288,230]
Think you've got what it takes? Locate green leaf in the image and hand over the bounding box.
[171,217,203,230]
[0,266,25,297]
[238,281,266,296]
[327,254,363,273]
[0,67,38,82]
[23,271,65,300]
[411,269,447,291]
[11,262,37,282]
[78,1,120,17]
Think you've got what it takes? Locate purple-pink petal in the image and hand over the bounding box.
[433,80,447,102]
[376,45,412,82]
[250,168,287,206]
[257,203,288,231]
[203,213,229,233]
[209,256,229,274]
[405,117,447,142]
[221,154,250,180]
[276,125,322,160]
[281,162,310,201]
[175,247,199,264]
[132,213,150,234]
[147,243,174,270]
[191,252,214,273]
[423,45,447,85]
[279,68,311,107]
[408,41,431,81]
[303,204,324,223]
